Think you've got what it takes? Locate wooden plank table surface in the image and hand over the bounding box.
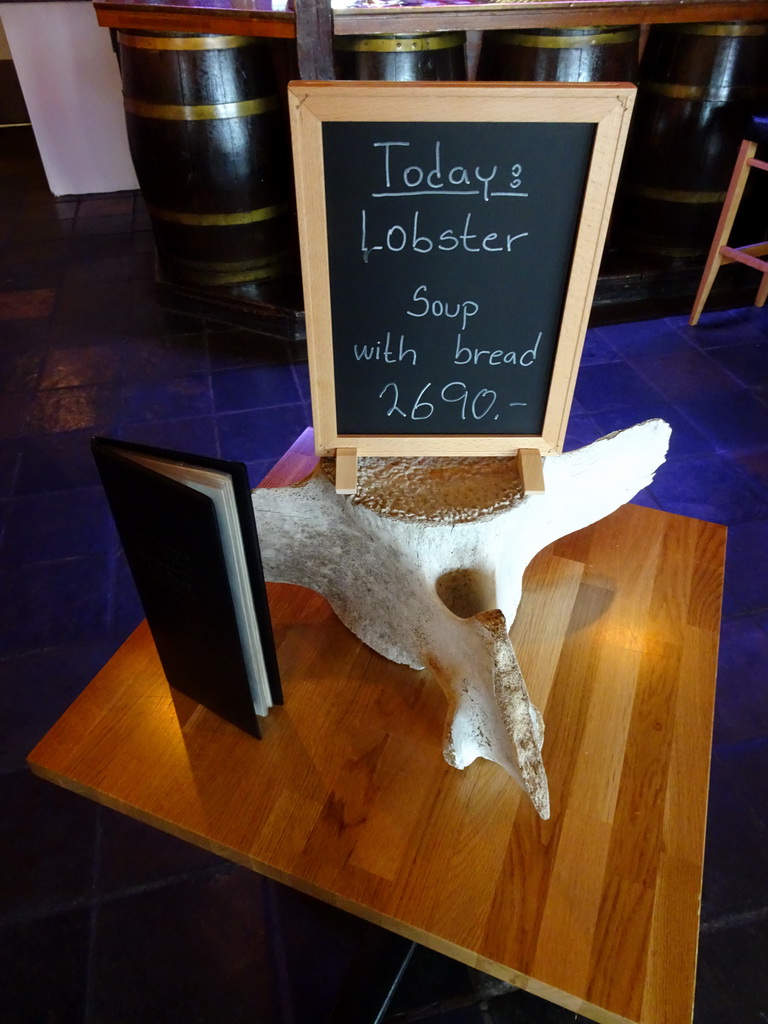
[28,430,726,1024]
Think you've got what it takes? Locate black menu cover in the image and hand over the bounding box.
[92,436,282,738]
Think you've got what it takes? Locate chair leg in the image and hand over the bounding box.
[689,139,758,325]
[756,270,768,308]
[689,252,727,327]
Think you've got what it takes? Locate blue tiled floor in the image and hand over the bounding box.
[2,125,767,1023]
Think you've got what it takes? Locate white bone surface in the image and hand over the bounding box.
[252,420,671,819]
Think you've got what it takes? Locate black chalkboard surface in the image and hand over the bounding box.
[288,83,636,460]
[323,120,594,436]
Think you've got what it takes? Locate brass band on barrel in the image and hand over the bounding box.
[117,33,260,50]
[118,28,294,291]
[489,28,637,48]
[642,81,768,101]
[628,239,713,258]
[623,184,727,204]
[146,202,288,227]
[123,96,278,121]
[335,33,465,53]
[673,22,768,36]
[476,23,638,84]
[612,20,768,257]
[168,251,293,285]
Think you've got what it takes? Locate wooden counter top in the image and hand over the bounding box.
[28,429,726,1024]
[92,0,768,39]
[92,0,297,37]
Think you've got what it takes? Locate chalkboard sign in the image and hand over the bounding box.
[289,82,636,458]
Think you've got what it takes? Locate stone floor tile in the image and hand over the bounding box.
[212,363,301,414]
[0,771,98,918]
[118,333,211,382]
[732,447,768,503]
[648,454,767,525]
[591,315,692,357]
[0,392,32,440]
[679,390,768,454]
[682,306,768,350]
[217,403,309,464]
[706,339,768,391]
[695,917,768,1024]
[119,372,213,425]
[89,869,282,1024]
[269,881,368,1023]
[111,414,220,460]
[591,400,715,461]
[722,519,768,617]
[713,613,768,747]
[387,945,477,1018]
[15,431,103,495]
[0,555,111,658]
[628,346,744,404]
[0,487,114,566]
[77,196,136,219]
[40,345,124,390]
[701,753,768,924]
[0,287,56,320]
[719,739,768,832]
[0,908,90,1024]
[0,442,19,498]
[207,326,306,370]
[0,639,120,773]
[96,806,224,895]
[578,329,622,366]
[0,349,43,393]
[26,385,119,436]
[572,360,667,414]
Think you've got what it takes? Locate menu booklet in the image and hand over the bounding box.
[92,436,282,738]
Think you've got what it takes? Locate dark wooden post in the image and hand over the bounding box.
[295,0,336,80]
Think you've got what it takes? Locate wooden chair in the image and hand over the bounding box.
[690,114,768,325]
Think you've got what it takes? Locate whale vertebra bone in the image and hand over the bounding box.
[252,420,671,819]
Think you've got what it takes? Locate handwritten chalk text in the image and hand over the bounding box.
[372,141,525,201]
[378,380,528,423]
[406,285,479,332]
[361,210,528,263]
[455,331,542,366]
[353,334,417,366]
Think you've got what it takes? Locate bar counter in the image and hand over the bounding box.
[91,0,768,39]
[83,0,768,326]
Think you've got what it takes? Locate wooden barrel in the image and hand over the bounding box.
[334,33,467,81]
[117,31,295,288]
[613,22,768,258]
[476,26,639,83]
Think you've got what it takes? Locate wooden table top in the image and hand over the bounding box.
[92,0,768,38]
[28,432,726,1024]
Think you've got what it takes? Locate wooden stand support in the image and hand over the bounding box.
[335,447,358,494]
[516,448,545,495]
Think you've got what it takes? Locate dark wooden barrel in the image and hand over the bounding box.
[334,33,467,81]
[476,26,639,83]
[117,31,295,288]
[613,22,768,258]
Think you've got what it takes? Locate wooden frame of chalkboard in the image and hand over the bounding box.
[288,82,635,463]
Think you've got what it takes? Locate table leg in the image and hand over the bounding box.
[327,926,417,1024]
